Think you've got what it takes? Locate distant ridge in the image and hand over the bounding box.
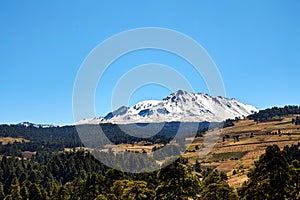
[17,122,59,128]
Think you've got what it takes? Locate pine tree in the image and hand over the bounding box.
[0,182,5,200]
[194,160,202,173]
[20,184,29,200]
[7,177,22,200]
[111,180,155,200]
[238,145,297,199]
[156,158,201,199]
[201,172,237,200]
[28,183,43,200]
[57,186,70,200]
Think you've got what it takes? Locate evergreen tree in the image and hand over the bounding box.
[56,186,70,200]
[0,183,5,200]
[3,195,12,200]
[7,177,22,200]
[111,180,155,200]
[194,160,202,173]
[28,183,43,200]
[84,172,105,199]
[238,145,297,199]
[20,184,29,200]
[94,194,107,200]
[200,171,237,200]
[156,158,201,199]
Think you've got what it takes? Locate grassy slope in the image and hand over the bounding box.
[185,115,300,188]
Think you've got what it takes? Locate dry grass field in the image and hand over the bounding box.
[90,115,300,188]
[0,137,29,145]
[185,115,300,187]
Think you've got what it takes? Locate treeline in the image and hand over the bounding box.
[1,144,300,199]
[0,152,237,200]
[0,125,82,154]
[0,122,212,156]
[248,105,300,122]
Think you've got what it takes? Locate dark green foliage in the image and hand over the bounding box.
[0,125,82,160]
[1,144,300,199]
[0,152,203,199]
[156,158,201,199]
[2,120,300,199]
[194,160,202,173]
[292,116,300,125]
[296,116,300,125]
[238,145,298,200]
[28,183,43,200]
[0,122,213,159]
[248,105,300,122]
[223,119,235,128]
[0,183,5,200]
[111,180,155,200]
[200,172,238,200]
[7,177,22,200]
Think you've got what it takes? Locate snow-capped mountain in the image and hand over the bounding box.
[79,90,258,124]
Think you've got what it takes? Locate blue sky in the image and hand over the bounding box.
[0,1,299,125]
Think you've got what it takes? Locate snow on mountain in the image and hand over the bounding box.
[78,90,258,124]
[17,122,58,128]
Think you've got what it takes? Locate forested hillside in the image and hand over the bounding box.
[0,144,300,199]
[1,106,300,199]
[0,122,211,158]
[248,105,300,122]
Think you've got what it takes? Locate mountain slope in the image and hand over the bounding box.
[80,90,258,124]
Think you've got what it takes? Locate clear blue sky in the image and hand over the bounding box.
[0,1,299,125]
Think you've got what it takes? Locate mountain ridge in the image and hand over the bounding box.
[79,90,258,124]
